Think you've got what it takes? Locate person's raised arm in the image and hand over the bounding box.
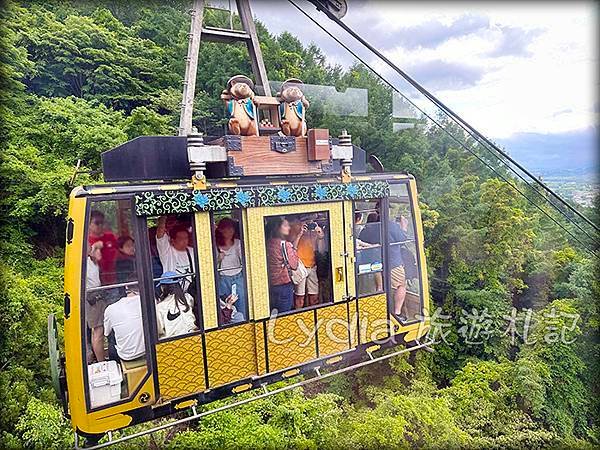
[293,223,306,249]
[156,216,167,239]
[315,224,326,253]
[155,216,170,258]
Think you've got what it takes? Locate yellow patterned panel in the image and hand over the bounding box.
[205,323,258,387]
[156,335,205,401]
[195,212,218,330]
[245,210,270,320]
[241,209,255,320]
[254,322,268,375]
[267,310,317,372]
[317,302,351,357]
[358,294,390,344]
[327,204,346,304]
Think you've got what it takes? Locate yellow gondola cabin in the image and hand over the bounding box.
[47,1,431,446]
[58,141,430,442]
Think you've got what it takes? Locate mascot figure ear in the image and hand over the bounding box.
[224,75,259,136]
[277,78,309,137]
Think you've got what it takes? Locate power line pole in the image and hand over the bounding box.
[236,0,271,96]
[178,0,205,136]
[178,0,270,135]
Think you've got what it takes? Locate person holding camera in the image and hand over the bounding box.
[293,218,326,308]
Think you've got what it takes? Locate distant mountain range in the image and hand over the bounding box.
[495,127,598,180]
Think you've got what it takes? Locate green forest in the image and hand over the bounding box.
[0,1,598,449]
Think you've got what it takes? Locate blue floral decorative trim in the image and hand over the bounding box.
[134,181,389,216]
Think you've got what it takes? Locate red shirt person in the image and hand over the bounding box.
[88,210,118,285]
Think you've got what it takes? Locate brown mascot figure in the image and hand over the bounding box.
[223,75,259,136]
[277,78,310,137]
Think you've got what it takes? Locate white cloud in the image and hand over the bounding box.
[252,1,598,139]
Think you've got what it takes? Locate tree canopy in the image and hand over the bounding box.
[0,1,597,449]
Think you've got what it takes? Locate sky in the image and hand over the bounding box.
[245,0,599,175]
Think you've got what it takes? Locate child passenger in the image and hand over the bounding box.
[115,236,136,283]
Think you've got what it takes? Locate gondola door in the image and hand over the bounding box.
[146,211,207,403]
[199,209,260,390]
[247,201,353,375]
[386,178,431,342]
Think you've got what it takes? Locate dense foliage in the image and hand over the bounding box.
[0,1,597,449]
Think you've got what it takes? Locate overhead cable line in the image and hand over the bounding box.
[288,0,599,257]
[305,0,599,237]
[319,9,600,248]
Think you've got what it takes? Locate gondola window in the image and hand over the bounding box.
[148,214,201,340]
[212,210,249,326]
[388,184,423,322]
[264,211,333,314]
[354,200,385,297]
[84,199,149,409]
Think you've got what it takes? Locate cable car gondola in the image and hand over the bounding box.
[49,0,432,447]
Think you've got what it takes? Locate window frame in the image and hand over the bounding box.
[262,209,335,318]
[81,195,155,413]
[352,199,386,299]
[209,209,251,328]
[385,181,425,325]
[145,213,204,344]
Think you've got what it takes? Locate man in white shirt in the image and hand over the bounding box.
[156,216,195,291]
[103,285,145,361]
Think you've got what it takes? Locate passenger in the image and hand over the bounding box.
[218,293,245,324]
[215,218,247,319]
[103,284,145,361]
[361,213,407,317]
[396,215,418,280]
[354,212,364,233]
[355,212,377,251]
[155,272,199,339]
[266,217,299,313]
[389,217,408,318]
[176,215,194,243]
[156,216,195,292]
[358,213,384,292]
[115,236,136,283]
[292,218,325,308]
[86,241,106,362]
[88,210,118,284]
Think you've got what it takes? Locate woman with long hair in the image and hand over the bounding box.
[215,218,247,322]
[155,271,199,338]
[265,216,300,313]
